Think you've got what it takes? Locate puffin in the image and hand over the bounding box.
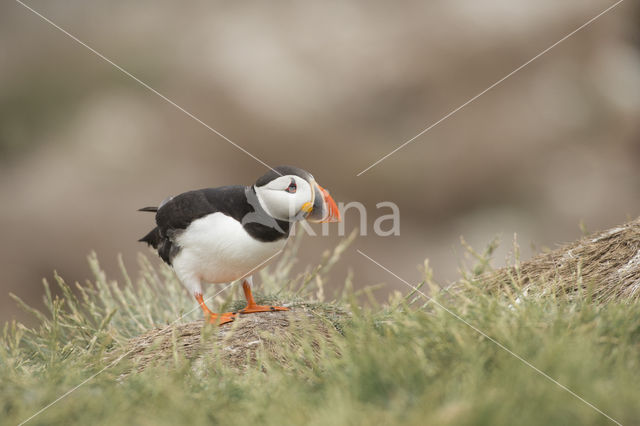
[138,166,341,325]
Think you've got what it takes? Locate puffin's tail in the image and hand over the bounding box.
[139,227,161,248]
[138,206,159,246]
[138,206,158,213]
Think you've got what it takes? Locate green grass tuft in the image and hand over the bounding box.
[2,232,639,425]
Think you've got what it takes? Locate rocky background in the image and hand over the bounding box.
[1,0,639,322]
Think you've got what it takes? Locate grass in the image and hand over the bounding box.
[2,232,640,426]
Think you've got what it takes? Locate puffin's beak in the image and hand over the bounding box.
[305,182,341,223]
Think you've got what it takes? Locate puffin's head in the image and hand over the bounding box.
[253,166,341,223]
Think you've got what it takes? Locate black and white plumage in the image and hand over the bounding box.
[138,165,340,324]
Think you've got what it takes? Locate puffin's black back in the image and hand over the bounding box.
[139,185,290,265]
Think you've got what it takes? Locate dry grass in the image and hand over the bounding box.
[121,306,343,373]
[472,217,640,303]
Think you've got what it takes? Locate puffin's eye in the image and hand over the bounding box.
[286,181,297,193]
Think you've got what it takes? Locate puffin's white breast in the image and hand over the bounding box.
[172,212,287,284]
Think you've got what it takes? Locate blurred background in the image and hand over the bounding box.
[1,0,639,323]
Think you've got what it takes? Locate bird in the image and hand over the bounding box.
[138,165,341,325]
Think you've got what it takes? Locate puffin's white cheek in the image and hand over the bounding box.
[268,193,301,221]
[281,196,298,217]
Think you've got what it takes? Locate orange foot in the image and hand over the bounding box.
[238,279,290,315]
[207,312,237,325]
[239,304,289,314]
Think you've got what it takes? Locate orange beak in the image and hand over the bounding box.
[306,183,341,223]
[318,185,341,223]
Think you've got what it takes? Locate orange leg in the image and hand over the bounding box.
[239,280,289,314]
[195,293,236,325]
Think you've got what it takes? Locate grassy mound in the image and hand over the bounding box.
[121,307,344,375]
[470,218,640,303]
[2,227,640,425]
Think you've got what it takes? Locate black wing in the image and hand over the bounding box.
[139,186,248,265]
[139,185,290,265]
[156,186,247,231]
